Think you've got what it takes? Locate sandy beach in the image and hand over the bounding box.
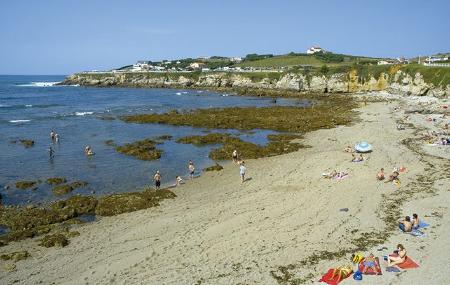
[1,93,449,285]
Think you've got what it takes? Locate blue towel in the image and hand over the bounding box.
[418,221,429,228]
[410,229,425,237]
[386,266,401,273]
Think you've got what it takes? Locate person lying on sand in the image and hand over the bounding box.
[376,168,385,180]
[343,145,353,153]
[399,216,412,232]
[351,153,364,162]
[361,253,379,274]
[386,171,399,182]
[412,213,420,230]
[387,244,407,267]
[331,265,353,282]
[323,170,338,179]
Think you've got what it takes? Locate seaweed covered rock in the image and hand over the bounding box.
[70,181,88,189]
[19,139,34,148]
[116,139,163,160]
[15,180,37,190]
[39,233,68,248]
[45,177,67,185]
[52,184,73,195]
[204,163,224,171]
[95,189,176,216]
[0,251,30,262]
[177,133,232,146]
[51,195,98,218]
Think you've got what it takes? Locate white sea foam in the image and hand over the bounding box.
[0,104,9,108]
[176,92,182,95]
[17,81,61,87]
[9,119,31,123]
[25,104,33,107]
[75,111,94,116]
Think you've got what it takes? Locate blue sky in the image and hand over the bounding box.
[1,0,449,75]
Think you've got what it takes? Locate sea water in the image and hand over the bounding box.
[0,75,308,205]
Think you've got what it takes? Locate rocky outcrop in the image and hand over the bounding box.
[61,70,449,98]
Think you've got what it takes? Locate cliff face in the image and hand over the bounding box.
[62,70,450,97]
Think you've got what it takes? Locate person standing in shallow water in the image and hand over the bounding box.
[239,161,247,183]
[48,146,54,158]
[50,130,55,142]
[154,170,161,190]
[188,160,195,179]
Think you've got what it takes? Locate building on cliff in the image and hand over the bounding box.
[306,46,324,54]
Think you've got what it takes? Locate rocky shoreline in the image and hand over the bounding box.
[61,69,450,97]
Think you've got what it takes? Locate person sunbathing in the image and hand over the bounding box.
[387,244,407,267]
[344,145,353,153]
[323,170,338,179]
[399,216,412,232]
[376,168,385,180]
[331,265,353,282]
[360,253,379,274]
[387,171,399,182]
[412,213,420,229]
[351,153,364,162]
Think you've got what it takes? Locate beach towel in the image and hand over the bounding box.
[409,229,425,237]
[388,254,420,269]
[319,268,351,285]
[397,256,419,269]
[418,221,429,228]
[358,257,382,275]
[386,266,401,273]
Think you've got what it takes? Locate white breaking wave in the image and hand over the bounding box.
[17,81,61,87]
[25,104,33,107]
[175,92,182,95]
[9,119,31,123]
[75,111,94,116]
[0,104,9,108]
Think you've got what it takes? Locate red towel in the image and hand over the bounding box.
[397,256,419,269]
[389,254,420,269]
[319,268,351,285]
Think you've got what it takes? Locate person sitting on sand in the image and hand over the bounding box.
[239,161,247,183]
[360,253,379,274]
[387,244,407,267]
[153,170,161,190]
[412,213,420,230]
[232,149,238,163]
[441,138,448,145]
[399,216,412,232]
[173,176,183,187]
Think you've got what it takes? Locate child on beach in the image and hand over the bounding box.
[239,161,246,183]
[376,168,385,180]
[232,150,238,163]
[188,160,195,179]
[412,213,420,229]
[175,176,183,186]
[154,170,161,190]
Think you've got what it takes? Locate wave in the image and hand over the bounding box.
[74,111,94,116]
[0,104,60,110]
[176,92,182,95]
[16,81,61,87]
[9,119,31,123]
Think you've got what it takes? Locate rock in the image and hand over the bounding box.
[15,181,37,190]
[52,184,73,195]
[45,177,67,185]
[39,233,69,248]
[0,251,30,262]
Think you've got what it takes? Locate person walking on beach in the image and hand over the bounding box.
[239,161,247,183]
[188,160,195,179]
[154,170,161,190]
[232,149,238,163]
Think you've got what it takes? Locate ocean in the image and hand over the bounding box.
[0,75,308,206]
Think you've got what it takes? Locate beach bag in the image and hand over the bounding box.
[353,270,362,280]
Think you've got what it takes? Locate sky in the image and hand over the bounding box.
[0,0,449,75]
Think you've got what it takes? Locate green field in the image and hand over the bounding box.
[236,55,324,68]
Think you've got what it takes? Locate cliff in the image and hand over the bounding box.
[62,67,450,98]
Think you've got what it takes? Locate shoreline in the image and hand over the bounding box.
[0,93,449,284]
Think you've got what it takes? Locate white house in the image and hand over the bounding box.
[188,62,206,70]
[229,57,243,63]
[377,60,394,65]
[306,46,324,54]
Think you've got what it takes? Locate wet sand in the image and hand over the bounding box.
[1,93,449,285]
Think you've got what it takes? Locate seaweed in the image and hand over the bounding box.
[45,177,67,185]
[70,181,88,189]
[204,163,224,171]
[0,251,30,262]
[177,133,306,160]
[52,184,74,195]
[15,181,37,190]
[95,188,176,216]
[121,96,357,134]
[116,139,163,160]
[19,139,34,148]
[39,233,68,248]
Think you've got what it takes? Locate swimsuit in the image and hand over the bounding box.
[155,180,161,187]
